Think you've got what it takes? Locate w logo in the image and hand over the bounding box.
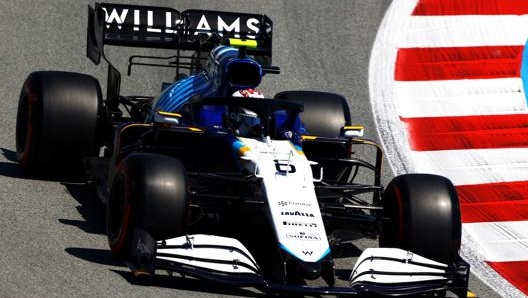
[302,250,313,256]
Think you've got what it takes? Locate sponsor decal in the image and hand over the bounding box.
[102,7,182,33]
[281,211,314,217]
[277,201,312,207]
[283,221,317,228]
[286,232,321,241]
[302,250,313,256]
[101,6,261,38]
[188,12,261,38]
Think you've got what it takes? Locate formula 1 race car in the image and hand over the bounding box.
[15,3,470,297]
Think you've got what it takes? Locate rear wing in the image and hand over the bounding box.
[87,2,273,65]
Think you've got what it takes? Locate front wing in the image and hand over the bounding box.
[126,228,470,297]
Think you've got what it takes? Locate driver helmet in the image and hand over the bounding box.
[231,89,264,135]
[232,88,265,99]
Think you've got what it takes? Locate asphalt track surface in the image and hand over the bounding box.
[0,0,501,297]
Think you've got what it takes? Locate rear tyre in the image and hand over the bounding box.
[380,174,461,264]
[16,71,102,175]
[107,153,189,258]
[274,91,352,181]
[274,90,351,137]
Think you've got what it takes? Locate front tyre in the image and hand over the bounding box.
[107,153,189,258]
[380,173,462,265]
[16,71,102,175]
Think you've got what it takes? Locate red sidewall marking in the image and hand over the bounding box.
[112,203,132,253]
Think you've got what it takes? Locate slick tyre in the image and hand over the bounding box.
[16,71,102,175]
[274,91,352,180]
[380,174,462,264]
[107,153,189,258]
[274,90,351,137]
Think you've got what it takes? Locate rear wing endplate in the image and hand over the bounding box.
[87,2,273,65]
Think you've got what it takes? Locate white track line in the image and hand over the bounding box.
[411,148,528,185]
[464,221,528,262]
[399,15,528,48]
[396,79,527,117]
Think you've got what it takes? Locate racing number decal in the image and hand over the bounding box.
[274,160,296,174]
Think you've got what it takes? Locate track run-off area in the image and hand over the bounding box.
[370,0,528,297]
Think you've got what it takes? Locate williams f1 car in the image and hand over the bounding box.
[15,3,470,297]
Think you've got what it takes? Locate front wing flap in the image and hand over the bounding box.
[156,234,260,275]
